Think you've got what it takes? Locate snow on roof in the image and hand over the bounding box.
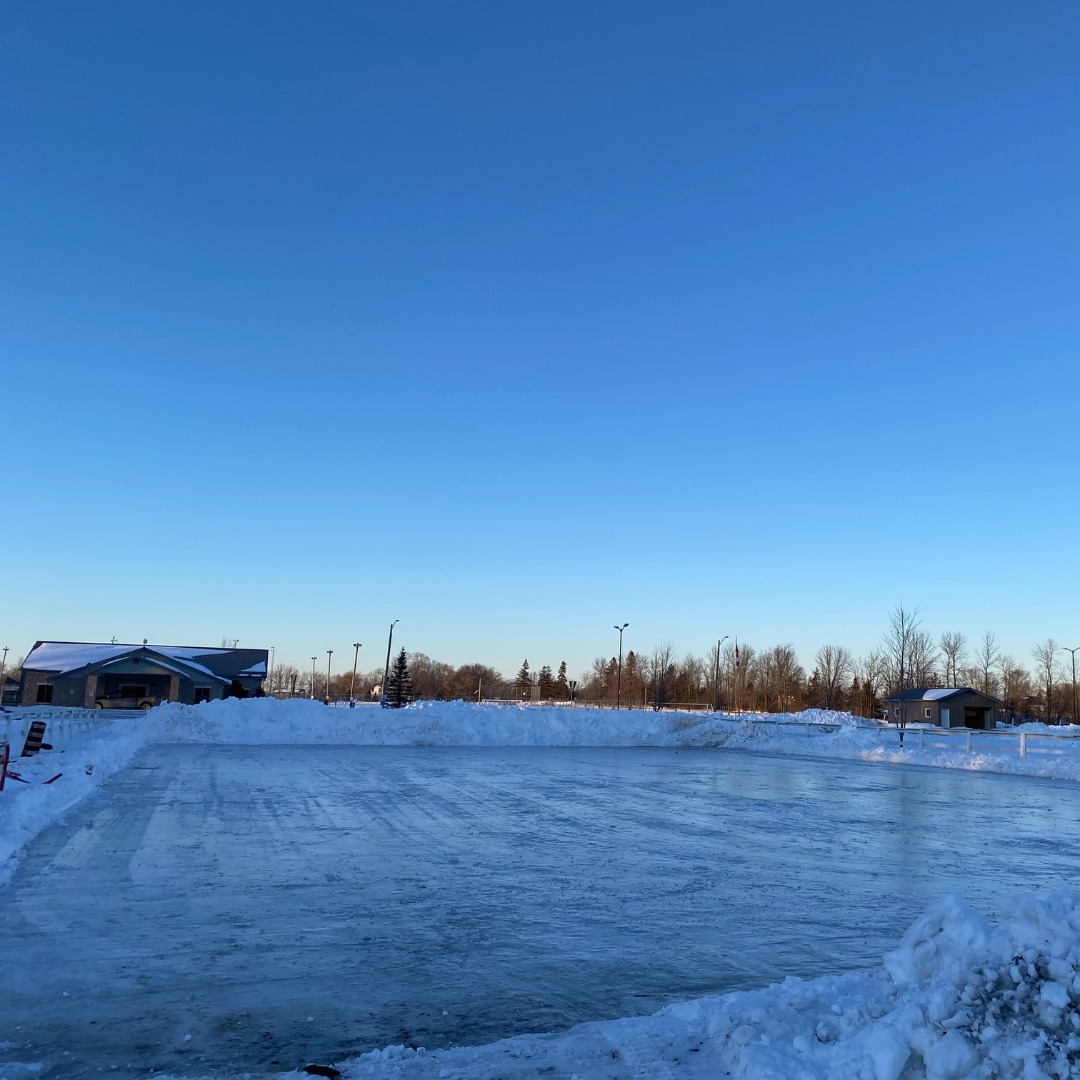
[95,653,229,684]
[922,688,960,700]
[24,641,241,676]
[238,661,266,676]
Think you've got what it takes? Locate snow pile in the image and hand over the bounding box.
[154,696,863,748]
[293,888,1080,1080]
[0,714,159,886]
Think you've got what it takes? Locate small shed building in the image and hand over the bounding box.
[885,688,1000,730]
[18,641,268,708]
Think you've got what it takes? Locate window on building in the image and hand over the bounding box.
[925,708,932,718]
[194,686,212,703]
[893,707,901,718]
[36,683,54,704]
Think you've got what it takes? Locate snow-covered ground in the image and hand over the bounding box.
[2,699,1080,1079]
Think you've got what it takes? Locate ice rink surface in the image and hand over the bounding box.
[2,744,1077,1078]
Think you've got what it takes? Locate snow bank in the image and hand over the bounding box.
[0,713,160,886]
[289,887,1080,1080]
[154,696,864,748]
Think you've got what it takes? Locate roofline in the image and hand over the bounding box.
[22,641,268,671]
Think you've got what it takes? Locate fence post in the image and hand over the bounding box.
[1019,733,1027,758]
[919,729,925,750]
[965,730,972,752]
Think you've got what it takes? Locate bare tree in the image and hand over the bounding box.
[728,641,754,713]
[815,645,853,710]
[760,644,803,713]
[677,651,706,704]
[1032,639,1060,724]
[908,631,940,687]
[647,642,676,711]
[975,632,1000,696]
[882,603,924,694]
[938,632,967,687]
[857,650,887,718]
[996,655,1031,723]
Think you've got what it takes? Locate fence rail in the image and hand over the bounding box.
[0,705,127,750]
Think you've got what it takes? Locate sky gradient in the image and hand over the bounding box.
[3,2,1078,680]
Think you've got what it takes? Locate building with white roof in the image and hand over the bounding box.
[18,641,269,709]
[884,687,1000,729]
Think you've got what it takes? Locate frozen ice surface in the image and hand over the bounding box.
[3,743,1080,1078]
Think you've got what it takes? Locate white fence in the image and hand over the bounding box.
[0,706,121,751]
[748,716,1079,760]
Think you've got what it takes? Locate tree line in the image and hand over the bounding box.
[258,606,1077,724]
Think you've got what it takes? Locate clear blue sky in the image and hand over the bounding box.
[3,2,1078,680]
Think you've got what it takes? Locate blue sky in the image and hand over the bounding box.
[3,1,1078,680]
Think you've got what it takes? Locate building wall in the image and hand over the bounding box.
[51,674,91,706]
[889,692,998,729]
[19,670,55,706]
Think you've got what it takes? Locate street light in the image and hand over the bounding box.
[310,657,317,699]
[613,623,629,709]
[350,642,362,707]
[268,645,275,697]
[382,620,399,701]
[326,650,333,704]
[712,636,729,713]
[1060,646,1080,726]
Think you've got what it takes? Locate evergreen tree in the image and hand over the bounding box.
[385,647,414,708]
[515,659,531,692]
[538,665,555,698]
[555,661,569,700]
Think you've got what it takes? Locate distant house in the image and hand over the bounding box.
[885,688,1000,730]
[18,641,268,709]
[1,676,18,705]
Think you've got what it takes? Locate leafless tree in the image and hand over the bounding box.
[1032,639,1060,724]
[269,663,299,696]
[996,655,1031,723]
[857,650,887,717]
[729,641,754,712]
[938,632,967,687]
[647,642,676,711]
[677,651,706,703]
[815,644,853,710]
[760,644,803,713]
[908,631,940,687]
[882,603,924,693]
[975,632,1000,696]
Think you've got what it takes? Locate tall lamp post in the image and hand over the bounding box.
[310,657,317,699]
[326,650,333,704]
[1060,646,1080,726]
[268,645,275,697]
[350,642,362,707]
[0,645,8,684]
[712,635,729,713]
[382,620,399,700]
[613,623,629,709]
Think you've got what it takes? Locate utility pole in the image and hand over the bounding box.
[326,650,333,704]
[712,635,729,712]
[350,643,362,706]
[1060,646,1080,727]
[382,620,399,701]
[613,623,629,708]
[310,657,317,699]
